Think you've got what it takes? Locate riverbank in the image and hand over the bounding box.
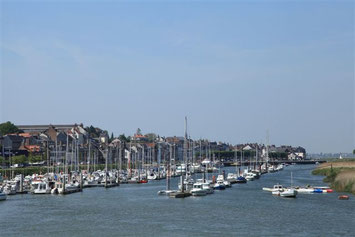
[312,160,355,195]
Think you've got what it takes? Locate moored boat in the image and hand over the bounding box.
[213,180,226,190]
[0,190,7,201]
[338,195,349,200]
[190,183,207,196]
[235,176,247,183]
[31,180,52,194]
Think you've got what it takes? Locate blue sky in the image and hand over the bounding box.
[0,0,354,153]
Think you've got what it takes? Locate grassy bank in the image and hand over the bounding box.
[312,161,355,195]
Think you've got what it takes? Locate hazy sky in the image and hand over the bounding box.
[0,0,354,153]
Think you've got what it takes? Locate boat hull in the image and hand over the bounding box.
[0,193,7,201]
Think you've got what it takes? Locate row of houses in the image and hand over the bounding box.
[234,143,307,160]
[0,124,307,167]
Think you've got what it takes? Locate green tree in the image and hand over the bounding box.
[0,156,8,165]
[118,134,130,143]
[10,155,27,165]
[353,149,355,155]
[145,133,157,142]
[28,154,43,164]
[85,125,102,138]
[0,121,21,135]
[109,132,114,143]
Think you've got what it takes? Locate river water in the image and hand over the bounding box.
[0,165,354,236]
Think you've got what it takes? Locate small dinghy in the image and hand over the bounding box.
[338,195,349,200]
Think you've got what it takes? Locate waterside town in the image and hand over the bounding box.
[0,123,307,170]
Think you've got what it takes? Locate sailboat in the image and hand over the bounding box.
[169,116,191,198]
[271,172,297,198]
[235,149,247,183]
[158,144,177,195]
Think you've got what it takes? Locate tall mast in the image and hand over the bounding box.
[119,142,122,174]
[199,140,202,162]
[88,138,91,172]
[266,130,269,172]
[167,144,172,191]
[184,116,188,176]
[105,147,108,188]
[65,131,69,174]
[255,145,258,170]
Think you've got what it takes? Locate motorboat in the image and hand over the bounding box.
[147,172,157,180]
[178,177,194,191]
[52,181,81,194]
[226,173,237,184]
[213,180,226,190]
[268,166,276,173]
[251,170,261,179]
[263,184,284,192]
[190,164,202,173]
[157,190,177,195]
[275,164,284,171]
[217,175,231,188]
[190,183,207,196]
[176,164,187,175]
[2,182,17,195]
[273,188,297,198]
[201,182,214,194]
[0,190,7,201]
[31,180,52,194]
[268,173,298,198]
[235,176,247,183]
[245,173,255,181]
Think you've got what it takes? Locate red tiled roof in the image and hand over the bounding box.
[134,134,145,138]
[24,145,41,152]
[19,133,31,138]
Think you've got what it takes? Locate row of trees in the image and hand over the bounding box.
[0,154,44,166]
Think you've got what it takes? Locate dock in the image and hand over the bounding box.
[169,191,191,198]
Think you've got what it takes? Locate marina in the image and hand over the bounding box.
[0,164,354,236]
[1,1,354,236]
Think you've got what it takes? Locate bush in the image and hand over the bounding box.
[29,154,43,163]
[10,155,27,165]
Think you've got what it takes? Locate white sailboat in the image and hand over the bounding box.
[158,144,177,195]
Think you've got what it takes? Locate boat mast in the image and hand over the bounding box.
[167,144,172,191]
[255,145,258,171]
[266,130,269,172]
[129,142,132,178]
[88,138,91,172]
[182,116,188,192]
[105,147,108,188]
[119,142,122,175]
[291,171,293,188]
[65,131,69,175]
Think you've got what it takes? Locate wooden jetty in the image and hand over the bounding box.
[169,191,191,198]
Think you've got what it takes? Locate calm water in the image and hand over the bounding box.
[1,165,354,236]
